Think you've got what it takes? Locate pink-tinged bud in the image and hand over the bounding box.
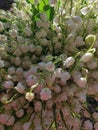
[53,85,61,93]
[24,27,32,36]
[9,29,18,38]
[40,88,52,101]
[59,92,68,102]
[34,101,42,112]
[54,68,62,78]
[5,116,15,126]
[76,77,87,88]
[15,57,21,66]
[28,45,35,53]
[36,19,43,28]
[26,75,38,87]
[15,82,25,94]
[49,0,57,7]
[20,45,29,53]
[16,108,24,118]
[45,61,55,72]
[23,71,29,79]
[92,112,98,121]
[83,110,90,118]
[16,67,23,75]
[78,93,86,102]
[0,114,9,124]
[14,49,22,56]
[46,100,53,109]
[28,66,37,74]
[94,122,98,130]
[84,120,93,130]
[38,62,46,70]
[14,122,22,130]
[34,83,44,94]
[8,67,15,75]
[3,80,14,89]
[61,72,71,82]
[4,103,12,111]
[61,107,70,117]
[22,122,31,130]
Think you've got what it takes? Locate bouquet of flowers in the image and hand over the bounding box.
[0,0,98,129]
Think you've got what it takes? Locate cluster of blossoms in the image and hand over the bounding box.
[0,0,98,129]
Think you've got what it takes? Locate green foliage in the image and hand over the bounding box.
[27,0,55,21]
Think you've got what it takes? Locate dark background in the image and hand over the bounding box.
[0,0,14,10]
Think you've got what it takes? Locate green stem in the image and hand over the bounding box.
[41,110,45,130]
[48,120,54,130]
[60,110,70,130]
[70,0,73,15]
[52,104,58,130]
[6,93,18,104]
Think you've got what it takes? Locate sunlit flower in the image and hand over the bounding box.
[25,92,34,102]
[63,57,75,68]
[81,52,93,63]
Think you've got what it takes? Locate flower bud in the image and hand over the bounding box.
[40,88,52,101]
[22,122,31,130]
[80,7,89,15]
[1,96,8,104]
[16,108,24,118]
[63,57,75,68]
[81,52,93,63]
[0,35,7,41]
[34,101,42,112]
[14,122,22,130]
[25,27,32,36]
[0,22,4,32]
[3,80,14,89]
[94,122,98,130]
[15,57,21,66]
[8,67,15,75]
[77,77,87,88]
[49,0,57,6]
[45,61,55,72]
[25,92,34,102]
[9,30,18,38]
[5,116,15,126]
[61,72,71,82]
[16,67,23,75]
[15,82,25,94]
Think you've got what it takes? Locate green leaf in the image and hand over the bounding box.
[27,0,55,22]
[49,7,55,21]
[27,0,34,4]
[43,5,50,11]
[57,0,61,8]
[38,0,48,11]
